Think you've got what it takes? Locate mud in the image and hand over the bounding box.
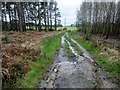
[37,32,119,88]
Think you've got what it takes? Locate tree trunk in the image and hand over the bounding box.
[44,2,47,32]
[47,3,50,31]
[14,2,18,31]
[55,2,57,30]
[17,2,25,32]
[8,3,12,30]
[38,2,41,31]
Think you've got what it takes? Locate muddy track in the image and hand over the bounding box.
[36,32,119,88]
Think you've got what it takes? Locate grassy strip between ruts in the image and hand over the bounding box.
[64,39,75,59]
[64,35,83,56]
[16,33,62,88]
[68,31,120,84]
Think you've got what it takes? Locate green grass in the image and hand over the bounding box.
[64,35,83,56]
[68,31,120,83]
[41,34,62,58]
[16,34,62,88]
[17,57,50,88]
[64,39,75,59]
[57,26,77,31]
[25,26,77,31]
[66,26,77,31]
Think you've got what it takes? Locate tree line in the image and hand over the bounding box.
[2,1,61,32]
[76,1,120,39]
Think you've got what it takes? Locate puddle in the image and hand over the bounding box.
[65,32,119,88]
[61,35,65,47]
[66,32,94,62]
[37,34,119,88]
[65,38,84,62]
[55,35,97,88]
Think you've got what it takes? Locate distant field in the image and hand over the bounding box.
[26,26,77,31]
[57,26,77,31]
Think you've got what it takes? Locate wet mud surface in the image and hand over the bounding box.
[37,32,119,88]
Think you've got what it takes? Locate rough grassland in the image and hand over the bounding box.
[13,34,62,88]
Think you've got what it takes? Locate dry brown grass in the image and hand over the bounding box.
[100,47,119,64]
[2,31,63,85]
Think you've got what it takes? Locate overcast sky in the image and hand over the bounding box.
[57,0,82,26]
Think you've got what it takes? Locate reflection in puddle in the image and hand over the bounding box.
[66,32,94,62]
[58,61,77,65]
[61,35,65,46]
[65,38,84,61]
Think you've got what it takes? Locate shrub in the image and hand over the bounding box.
[63,28,67,30]
[2,35,12,43]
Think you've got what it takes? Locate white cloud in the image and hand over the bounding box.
[58,0,82,25]
[60,16,76,26]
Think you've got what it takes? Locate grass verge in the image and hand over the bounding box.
[16,34,62,88]
[68,31,120,83]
